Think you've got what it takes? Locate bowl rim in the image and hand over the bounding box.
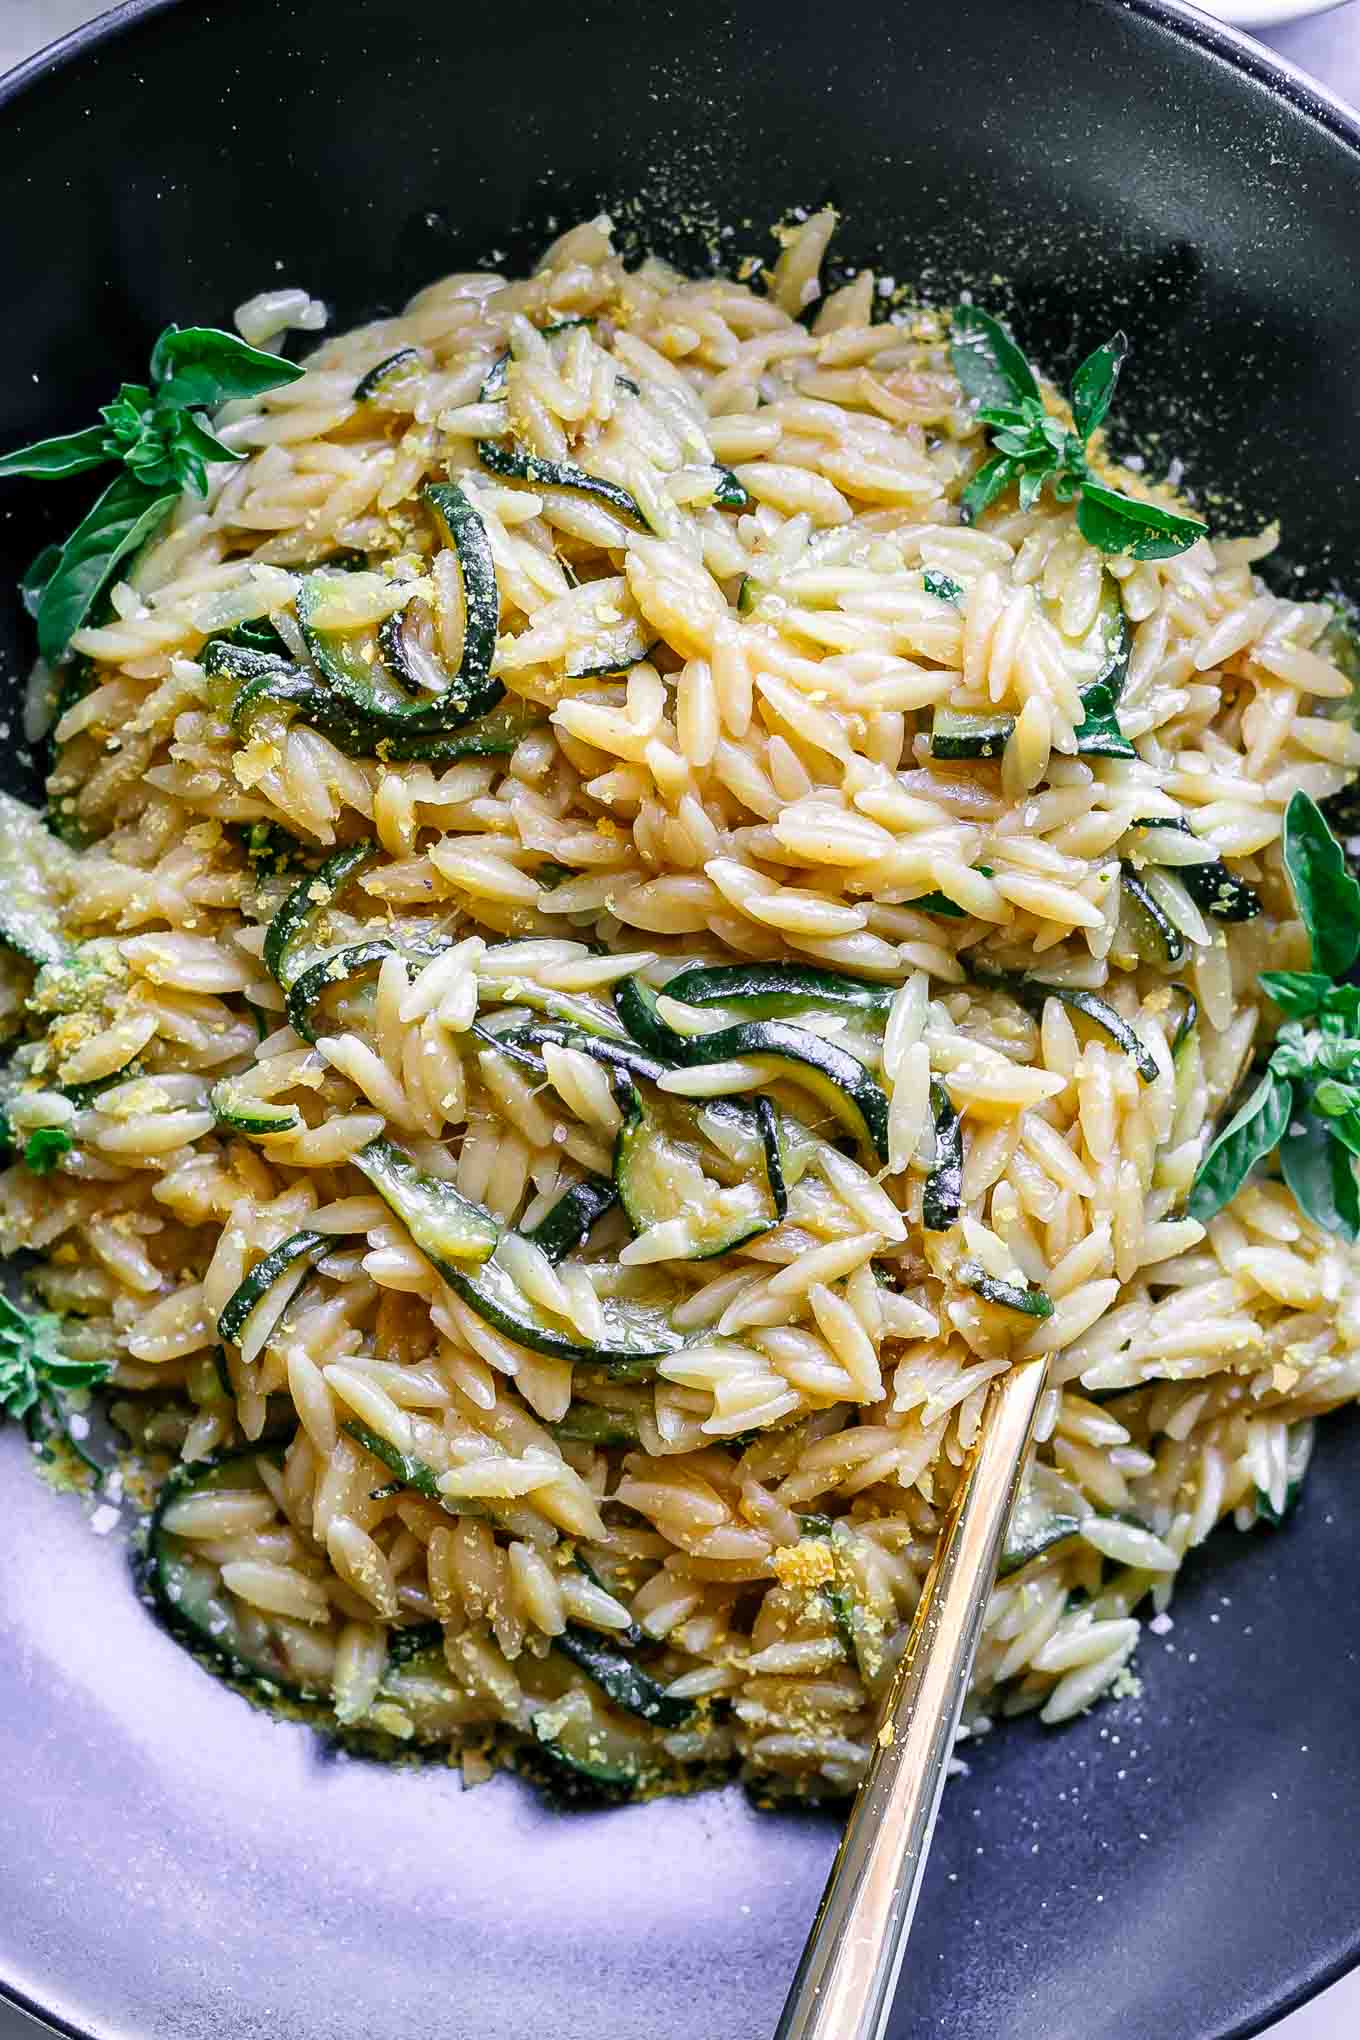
[0,5,1358,2040]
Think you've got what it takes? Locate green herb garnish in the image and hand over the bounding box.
[0,1292,111,1472]
[1189,792,1360,1236]
[0,326,306,662]
[923,569,963,605]
[949,308,1207,558]
[21,1127,73,1174]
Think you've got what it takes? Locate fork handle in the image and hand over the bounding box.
[772,1357,1050,2040]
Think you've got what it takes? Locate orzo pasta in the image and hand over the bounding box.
[3,208,1358,1799]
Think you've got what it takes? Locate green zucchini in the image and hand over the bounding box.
[342,1417,492,1520]
[711,467,750,511]
[283,934,449,1044]
[958,1261,1054,1319]
[218,1229,329,1344]
[1167,983,1198,1059]
[294,482,500,733]
[477,978,634,1040]
[922,1079,962,1231]
[0,791,74,968]
[1129,816,1262,922]
[445,1245,683,1371]
[263,841,377,985]
[1054,570,1134,759]
[521,1174,619,1264]
[613,1083,783,1259]
[477,440,648,527]
[489,1020,667,1088]
[565,626,657,681]
[928,708,1013,760]
[548,1403,641,1447]
[660,962,895,1025]
[353,347,423,402]
[147,1447,317,1697]
[931,575,1133,762]
[974,966,1160,1085]
[529,1687,663,1790]
[206,636,537,764]
[352,1133,682,1370]
[614,976,890,1163]
[352,1137,499,1268]
[209,1075,302,1137]
[554,1624,695,1726]
[999,1489,1083,1576]
[1115,866,1187,969]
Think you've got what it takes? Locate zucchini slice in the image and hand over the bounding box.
[613,1083,783,1259]
[1129,816,1262,922]
[342,1418,491,1519]
[999,1488,1083,1576]
[264,841,377,985]
[147,1448,319,1697]
[217,1229,329,1344]
[477,439,648,528]
[660,962,895,1025]
[353,347,423,403]
[554,1624,695,1726]
[974,966,1160,1085]
[446,1246,683,1371]
[0,791,74,968]
[548,1403,641,1447]
[922,1079,962,1231]
[932,575,1134,763]
[614,976,890,1164]
[958,1261,1054,1319]
[353,1133,682,1370]
[209,1075,302,1138]
[928,708,1013,760]
[521,1174,619,1264]
[1114,866,1188,969]
[352,1137,500,1267]
[295,484,501,734]
[529,1687,664,1790]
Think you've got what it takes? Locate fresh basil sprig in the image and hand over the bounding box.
[0,1291,110,1473]
[949,306,1208,559]
[1188,792,1360,1237]
[0,324,305,662]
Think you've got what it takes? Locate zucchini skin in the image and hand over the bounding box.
[614,976,891,1163]
[660,961,894,1023]
[974,967,1160,1086]
[612,1081,781,1260]
[922,1080,962,1231]
[1116,865,1188,968]
[521,1174,619,1264]
[554,1624,695,1727]
[146,1444,314,1699]
[1129,816,1262,922]
[958,1261,1054,1319]
[353,347,422,402]
[263,841,376,986]
[217,1229,328,1344]
[476,439,648,528]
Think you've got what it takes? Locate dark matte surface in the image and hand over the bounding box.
[0,3,1358,2037]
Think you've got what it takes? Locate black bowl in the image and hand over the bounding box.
[2,4,1359,2037]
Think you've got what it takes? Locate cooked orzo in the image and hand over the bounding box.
[3,207,1359,1799]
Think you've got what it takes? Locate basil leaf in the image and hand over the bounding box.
[922,570,962,605]
[1017,465,1048,512]
[0,424,112,481]
[1186,1066,1292,1221]
[1268,1022,1314,1082]
[1259,970,1334,1019]
[150,324,306,409]
[36,469,179,663]
[959,452,1017,525]
[950,306,1041,413]
[1075,479,1207,560]
[1280,1114,1360,1243]
[1070,334,1128,442]
[1282,790,1360,979]
[1322,983,1360,1030]
[19,542,64,621]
